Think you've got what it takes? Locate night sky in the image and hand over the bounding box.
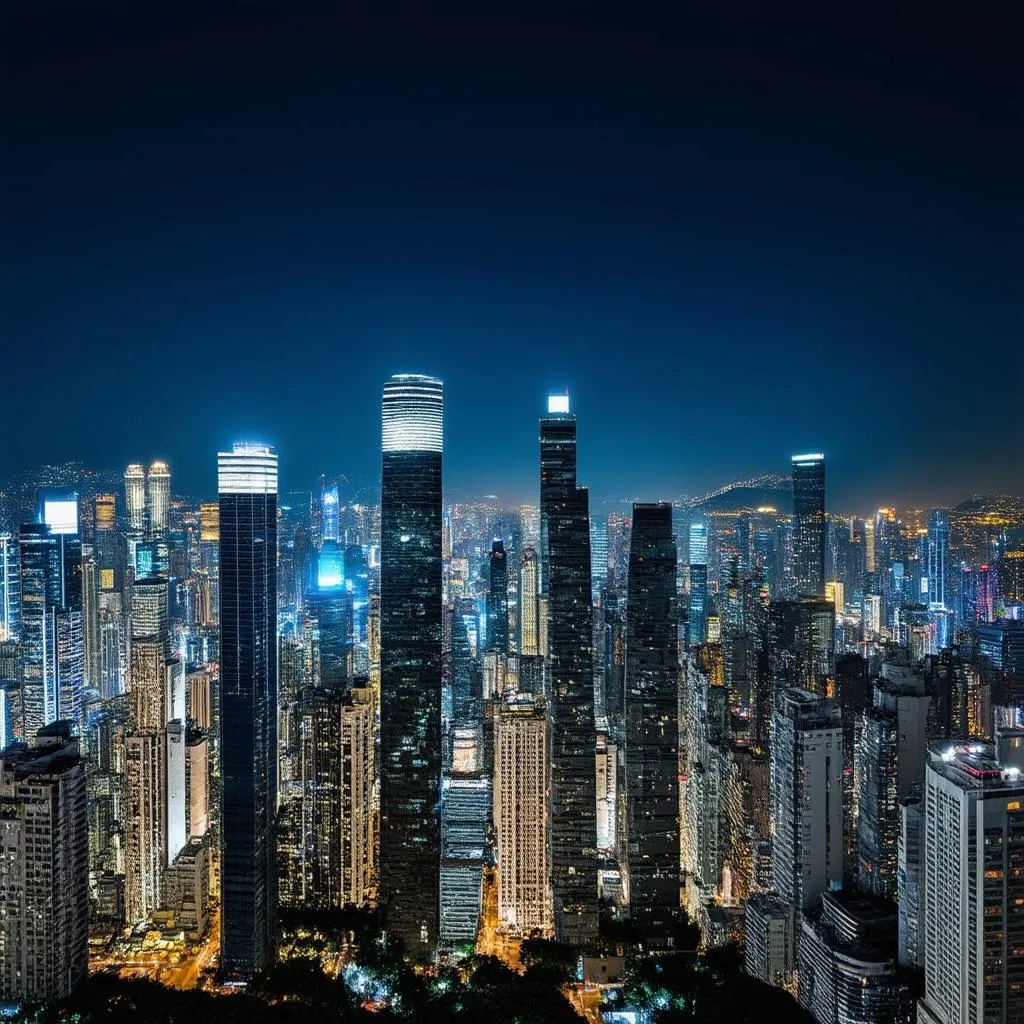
[6,4,1021,508]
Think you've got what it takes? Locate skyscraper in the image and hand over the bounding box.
[856,707,899,899]
[519,547,539,657]
[624,502,680,945]
[19,523,82,739]
[771,688,843,929]
[791,453,826,598]
[124,464,146,536]
[147,461,171,536]
[917,733,1024,1024]
[926,509,948,612]
[298,684,375,908]
[218,442,278,980]
[487,539,508,654]
[688,520,708,647]
[494,694,552,935]
[540,393,598,942]
[380,374,443,958]
[590,516,609,604]
[0,723,88,1004]
[539,392,577,595]
[0,533,21,641]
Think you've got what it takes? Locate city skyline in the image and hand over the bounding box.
[3,4,1022,1019]
[8,6,1020,508]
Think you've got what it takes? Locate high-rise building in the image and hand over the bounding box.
[590,516,609,605]
[124,464,146,536]
[298,684,375,908]
[624,502,680,945]
[494,695,552,935]
[380,375,443,958]
[917,732,1024,1024]
[0,533,20,641]
[687,520,708,647]
[926,509,948,612]
[540,394,598,942]
[856,707,899,899]
[439,771,489,948]
[124,730,165,923]
[130,576,169,728]
[771,689,843,929]
[797,891,911,1024]
[767,597,835,696]
[897,796,924,970]
[539,392,577,595]
[81,557,100,690]
[19,523,83,739]
[321,481,340,544]
[744,894,794,989]
[792,453,826,598]
[147,461,171,537]
[0,723,88,1003]
[519,547,539,657]
[487,539,509,654]
[218,442,278,980]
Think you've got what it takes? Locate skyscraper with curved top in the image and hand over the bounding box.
[147,461,170,536]
[217,442,278,980]
[380,374,443,958]
[124,464,146,536]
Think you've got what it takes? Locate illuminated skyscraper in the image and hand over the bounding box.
[321,481,340,544]
[124,731,165,923]
[791,453,826,598]
[926,510,948,612]
[0,723,88,1003]
[147,461,170,536]
[380,374,443,958]
[124,464,146,536]
[688,520,708,647]
[624,502,680,945]
[917,733,1024,1024]
[487,539,508,653]
[494,695,552,935]
[539,391,576,596]
[310,547,353,689]
[519,547,539,656]
[0,533,20,641]
[218,442,278,980]
[19,523,82,738]
[857,707,899,899]
[540,393,598,942]
[590,516,608,604]
[298,684,375,908]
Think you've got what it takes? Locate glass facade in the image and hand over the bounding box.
[218,443,278,980]
[792,453,826,598]
[541,404,598,942]
[625,502,680,944]
[380,375,443,958]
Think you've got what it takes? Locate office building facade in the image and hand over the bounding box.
[624,502,680,944]
[218,442,279,979]
[380,375,443,957]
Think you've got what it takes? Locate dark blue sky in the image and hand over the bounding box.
[5,4,1021,508]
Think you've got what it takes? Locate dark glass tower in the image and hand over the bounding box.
[218,443,278,980]
[487,539,508,654]
[18,522,82,739]
[625,503,680,945]
[540,394,598,942]
[792,452,826,598]
[380,374,443,958]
